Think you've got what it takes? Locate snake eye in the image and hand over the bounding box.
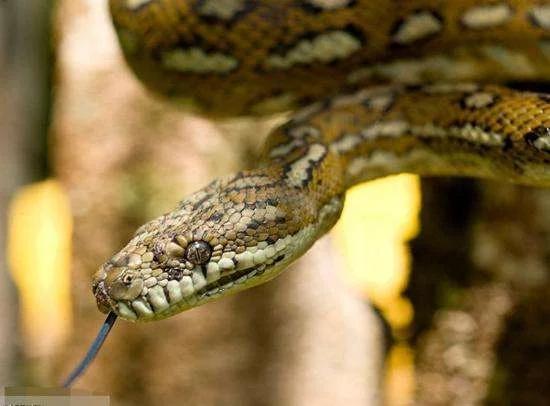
[122,273,134,285]
[185,240,212,265]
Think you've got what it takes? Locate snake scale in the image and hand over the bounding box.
[93,0,550,321]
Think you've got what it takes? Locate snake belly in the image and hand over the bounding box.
[93,0,550,321]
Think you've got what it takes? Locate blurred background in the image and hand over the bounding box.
[1,1,550,405]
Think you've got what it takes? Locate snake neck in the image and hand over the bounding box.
[263,84,550,190]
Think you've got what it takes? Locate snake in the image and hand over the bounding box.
[93,0,550,322]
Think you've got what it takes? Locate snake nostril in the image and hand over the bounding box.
[122,273,134,285]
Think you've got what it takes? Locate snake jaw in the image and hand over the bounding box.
[97,235,298,321]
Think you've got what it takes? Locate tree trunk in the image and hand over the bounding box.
[410,179,550,405]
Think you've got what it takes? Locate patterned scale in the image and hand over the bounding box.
[92,0,550,321]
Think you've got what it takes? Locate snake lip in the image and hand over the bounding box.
[197,265,263,297]
[197,254,287,298]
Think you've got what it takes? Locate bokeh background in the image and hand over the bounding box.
[1,1,550,405]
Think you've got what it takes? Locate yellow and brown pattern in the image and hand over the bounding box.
[94,0,550,321]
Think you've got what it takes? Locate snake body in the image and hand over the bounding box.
[94,0,550,321]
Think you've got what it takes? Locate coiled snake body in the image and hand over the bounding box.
[94,0,550,321]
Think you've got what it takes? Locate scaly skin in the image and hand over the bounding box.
[94,0,550,321]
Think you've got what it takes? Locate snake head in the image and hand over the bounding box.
[92,172,344,321]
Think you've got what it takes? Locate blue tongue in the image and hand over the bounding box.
[62,312,118,388]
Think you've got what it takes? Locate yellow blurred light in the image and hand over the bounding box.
[385,344,416,405]
[334,174,420,312]
[384,297,414,331]
[7,179,73,357]
[334,174,421,402]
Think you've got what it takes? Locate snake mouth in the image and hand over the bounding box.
[112,253,289,321]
